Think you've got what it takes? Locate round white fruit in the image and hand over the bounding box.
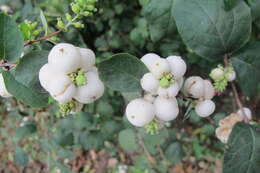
[78,47,95,71]
[203,80,215,100]
[39,63,60,91]
[149,58,171,79]
[141,53,161,69]
[184,76,204,98]
[195,100,216,117]
[226,71,236,82]
[74,71,104,104]
[166,56,187,79]
[210,68,224,80]
[158,82,180,99]
[154,97,179,121]
[237,107,252,120]
[0,73,12,98]
[140,73,159,94]
[48,43,81,73]
[125,98,155,127]
[48,74,76,103]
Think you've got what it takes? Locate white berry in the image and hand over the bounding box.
[0,73,12,98]
[48,74,76,103]
[177,77,184,89]
[203,80,215,100]
[78,47,96,71]
[166,56,187,79]
[210,68,224,80]
[140,73,159,94]
[141,53,161,69]
[149,58,171,79]
[195,100,215,117]
[184,76,204,98]
[39,63,59,91]
[158,82,180,99]
[226,71,236,82]
[48,43,81,73]
[237,107,252,120]
[154,97,179,121]
[125,98,155,127]
[74,71,104,104]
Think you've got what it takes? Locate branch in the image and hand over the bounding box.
[0,60,16,69]
[224,55,249,122]
[137,134,156,164]
[24,30,62,46]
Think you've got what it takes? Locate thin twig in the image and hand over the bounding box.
[224,55,249,122]
[0,60,16,69]
[137,134,156,164]
[24,30,62,46]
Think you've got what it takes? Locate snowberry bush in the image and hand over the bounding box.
[0,0,259,172]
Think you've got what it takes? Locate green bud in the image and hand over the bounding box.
[86,5,95,11]
[32,30,40,36]
[144,120,159,135]
[76,73,86,86]
[71,3,80,13]
[73,22,84,28]
[65,13,72,21]
[57,18,65,30]
[159,74,174,88]
[30,22,38,30]
[83,11,91,16]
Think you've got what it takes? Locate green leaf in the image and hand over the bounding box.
[2,51,49,108]
[54,131,74,147]
[144,0,175,42]
[231,42,260,96]
[247,0,260,21]
[165,142,185,164]
[15,122,37,140]
[224,0,242,11]
[14,147,29,166]
[0,13,23,61]
[118,129,139,152]
[223,123,260,173]
[97,53,148,93]
[173,0,251,58]
[79,131,104,150]
[40,10,48,36]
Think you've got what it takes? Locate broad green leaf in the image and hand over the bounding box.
[231,42,260,96]
[15,122,37,140]
[97,53,148,93]
[118,129,139,152]
[14,147,29,166]
[54,131,74,147]
[0,13,23,61]
[165,142,185,163]
[144,0,176,42]
[40,10,48,36]
[173,0,251,58]
[224,0,243,10]
[223,123,260,173]
[247,0,260,20]
[79,131,104,150]
[2,51,49,108]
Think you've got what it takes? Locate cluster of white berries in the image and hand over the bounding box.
[126,53,187,127]
[39,43,104,114]
[210,65,236,92]
[184,76,216,117]
[0,73,12,98]
[215,107,252,143]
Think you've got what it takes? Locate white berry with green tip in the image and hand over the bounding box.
[203,80,215,100]
[78,47,96,71]
[166,56,187,79]
[184,76,204,98]
[74,71,104,104]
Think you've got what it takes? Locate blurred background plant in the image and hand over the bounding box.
[0,0,259,172]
